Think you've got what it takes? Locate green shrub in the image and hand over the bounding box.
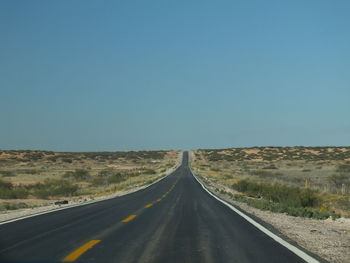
[20,169,40,175]
[0,170,16,177]
[235,196,339,220]
[337,164,350,173]
[98,168,115,177]
[233,180,250,192]
[0,187,29,199]
[90,177,107,186]
[63,169,90,181]
[262,164,278,169]
[23,152,43,161]
[144,169,156,175]
[0,179,29,199]
[32,179,78,199]
[47,156,58,162]
[0,202,29,211]
[107,173,126,184]
[328,174,349,188]
[90,172,126,186]
[0,179,13,189]
[251,170,282,179]
[232,180,320,208]
[231,179,341,219]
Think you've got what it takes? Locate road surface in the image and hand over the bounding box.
[0,152,312,263]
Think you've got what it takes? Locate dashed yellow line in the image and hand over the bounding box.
[62,180,181,262]
[62,240,101,262]
[121,214,137,222]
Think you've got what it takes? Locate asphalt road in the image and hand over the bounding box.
[0,152,310,263]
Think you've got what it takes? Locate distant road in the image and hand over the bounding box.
[0,152,315,263]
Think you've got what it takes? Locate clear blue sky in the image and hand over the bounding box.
[1,0,349,151]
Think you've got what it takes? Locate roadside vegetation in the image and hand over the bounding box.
[0,150,180,211]
[231,180,339,219]
[191,147,350,219]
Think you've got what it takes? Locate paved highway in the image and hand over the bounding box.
[0,152,314,263]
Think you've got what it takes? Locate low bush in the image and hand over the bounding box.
[0,170,16,177]
[144,169,156,175]
[0,179,28,199]
[242,197,339,219]
[32,179,78,199]
[0,202,29,211]
[231,179,338,219]
[262,164,278,169]
[232,179,319,207]
[107,173,126,184]
[90,172,126,186]
[97,168,115,177]
[20,169,40,175]
[23,152,44,161]
[337,164,350,173]
[251,170,282,179]
[62,158,73,163]
[63,169,90,181]
[328,174,350,188]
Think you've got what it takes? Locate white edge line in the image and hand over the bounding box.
[0,152,183,226]
[189,167,319,263]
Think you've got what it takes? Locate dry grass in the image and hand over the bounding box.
[0,150,180,210]
[191,147,350,217]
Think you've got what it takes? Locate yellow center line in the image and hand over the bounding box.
[62,240,101,262]
[144,203,153,208]
[156,199,161,202]
[121,214,137,222]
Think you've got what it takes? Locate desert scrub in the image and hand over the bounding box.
[90,171,127,187]
[144,169,156,175]
[336,164,350,173]
[0,170,16,177]
[0,202,29,211]
[0,179,28,199]
[232,179,339,219]
[327,174,350,194]
[63,169,90,181]
[250,170,283,179]
[31,179,78,199]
